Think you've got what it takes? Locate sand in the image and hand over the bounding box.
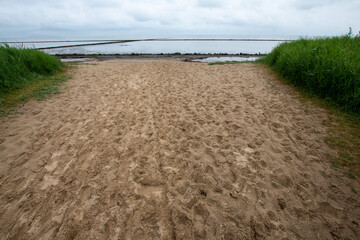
[0,60,359,239]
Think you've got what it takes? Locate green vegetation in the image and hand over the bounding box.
[0,44,69,116]
[0,44,64,92]
[258,34,360,115]
[258,33,360,178]
[325,109,360,178]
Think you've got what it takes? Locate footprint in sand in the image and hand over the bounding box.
[41,175,59,190]
[233,146,255,168]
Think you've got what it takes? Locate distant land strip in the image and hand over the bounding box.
[36,40,139,50]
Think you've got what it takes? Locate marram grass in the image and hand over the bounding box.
[0,44,63,94]
[258,35,360,115]
[0,44,67,115]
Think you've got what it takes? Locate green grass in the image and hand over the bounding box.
[277,73,360,179]
[258,35,360,115]
[258,34,360,178]
[324,109,360,178]
[0,44,64,94]
[0,44,69,116]
[0,72,71,116]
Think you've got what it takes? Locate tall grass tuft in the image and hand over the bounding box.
[258,35,360,114]
[0,44,63,94]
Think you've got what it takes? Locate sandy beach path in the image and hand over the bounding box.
[0,60,359,239]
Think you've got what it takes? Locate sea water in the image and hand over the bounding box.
[2,36,298,55]
[42,40,283,55]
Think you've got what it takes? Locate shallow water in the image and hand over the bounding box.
[3,36,296,55]
[42,40,282,55]
[60,58,92,62]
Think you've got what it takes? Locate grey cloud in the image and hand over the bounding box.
[197,0,226,8]
[293,0,337,10]
[0,0,359,39]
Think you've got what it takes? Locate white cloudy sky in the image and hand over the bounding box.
[1,0,359,39]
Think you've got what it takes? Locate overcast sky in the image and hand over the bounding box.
[1,0,359,39]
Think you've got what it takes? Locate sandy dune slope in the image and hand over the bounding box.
[0,61,359,239]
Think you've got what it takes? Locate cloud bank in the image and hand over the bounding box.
[1,0,359,39]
